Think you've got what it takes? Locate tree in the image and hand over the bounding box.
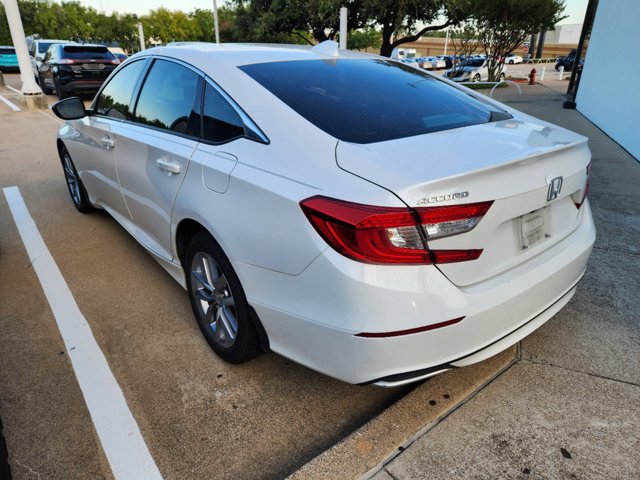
[363,0,468,57]
[190,7,238,43]
[346,28,381,52]
[231,0,367,45]
[450,23,480,75]
[141,8,199,44]
[469,0,565,81]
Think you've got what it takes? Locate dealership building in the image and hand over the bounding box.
[576,0,639,160]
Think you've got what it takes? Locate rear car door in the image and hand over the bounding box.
[113,58,202,261]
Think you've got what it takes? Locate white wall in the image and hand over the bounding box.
[546,24,582,44]
[576,0,640,160]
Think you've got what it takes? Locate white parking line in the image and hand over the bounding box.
[5,84,21,95]
[2,186,163,480]
[0,94,21,112]
[39,110,62,124]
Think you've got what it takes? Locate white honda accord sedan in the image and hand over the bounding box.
[52,42,595,387]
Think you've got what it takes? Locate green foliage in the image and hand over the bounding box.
[0,0,564,64]
[0,1,239,52]
[231,0,350,44]
[346,28,381,51]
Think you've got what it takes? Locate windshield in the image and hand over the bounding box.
[241,59,508,144]
[38,42,56,53]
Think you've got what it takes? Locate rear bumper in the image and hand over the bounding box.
[58,71,110,94]
[59,79,105,94]
[0,63,19,71]
[236,202,595,385]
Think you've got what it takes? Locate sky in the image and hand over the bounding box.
[78,0,589,25]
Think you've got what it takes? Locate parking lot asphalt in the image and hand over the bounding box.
[1,71,638,480]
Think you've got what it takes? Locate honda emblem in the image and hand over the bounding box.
[547,176,563,201]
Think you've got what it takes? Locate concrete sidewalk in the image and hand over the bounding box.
[372,84,640,479]
[292,82,640,479]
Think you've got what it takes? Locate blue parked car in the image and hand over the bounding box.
[0,46,19,72]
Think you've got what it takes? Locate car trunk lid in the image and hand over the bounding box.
[336,118,591,286]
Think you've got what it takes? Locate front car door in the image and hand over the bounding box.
[69,58,149,221]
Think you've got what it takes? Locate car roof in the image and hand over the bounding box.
[61,43,109,48]
[136,42,378,70]
[0,45,15,49]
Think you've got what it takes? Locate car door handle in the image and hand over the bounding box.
[156,157,181,174]
[100,135,115,150]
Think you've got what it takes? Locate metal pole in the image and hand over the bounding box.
[443,28,449,55]
[339,7,347,49]
[213,0,220,44]
[2,0,42,94]
[137,22,146,51]
[567,0,599,95]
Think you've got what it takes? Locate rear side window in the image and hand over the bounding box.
[0,48,15,55]
[133,59,201,137]
[202,82,245,143]
[241,59,507,144]
[96,60,146,120]
[62,46,114,61]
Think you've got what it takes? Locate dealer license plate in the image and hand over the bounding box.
[518,207,549,251]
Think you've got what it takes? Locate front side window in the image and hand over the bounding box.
[133,59,201,137]
[95,60,146,120]
[202,82,245,143]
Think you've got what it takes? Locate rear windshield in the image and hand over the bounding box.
[240,59,506,144]
[62,46,114,60]
[0,48,15,55]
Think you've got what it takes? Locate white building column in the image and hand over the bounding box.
[2,0,43,95]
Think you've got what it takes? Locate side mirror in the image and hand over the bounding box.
[52,97,87,120]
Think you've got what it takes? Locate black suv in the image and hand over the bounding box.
[38,44,119,99]
[555,50,584,72]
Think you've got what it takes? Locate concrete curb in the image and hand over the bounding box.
[289,347,517,480]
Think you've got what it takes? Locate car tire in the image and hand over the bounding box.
[39,74,53,95]
[55,77,67,100]
[473,74,481,83]
[59,146,95,213]
[185,232,261,364]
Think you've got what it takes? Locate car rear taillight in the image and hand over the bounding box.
[573,161,591,209]
[58,58,76,64]
[300,196,492,265]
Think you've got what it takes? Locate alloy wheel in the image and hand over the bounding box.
[190,252,238,348]
[62,151,82,206]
